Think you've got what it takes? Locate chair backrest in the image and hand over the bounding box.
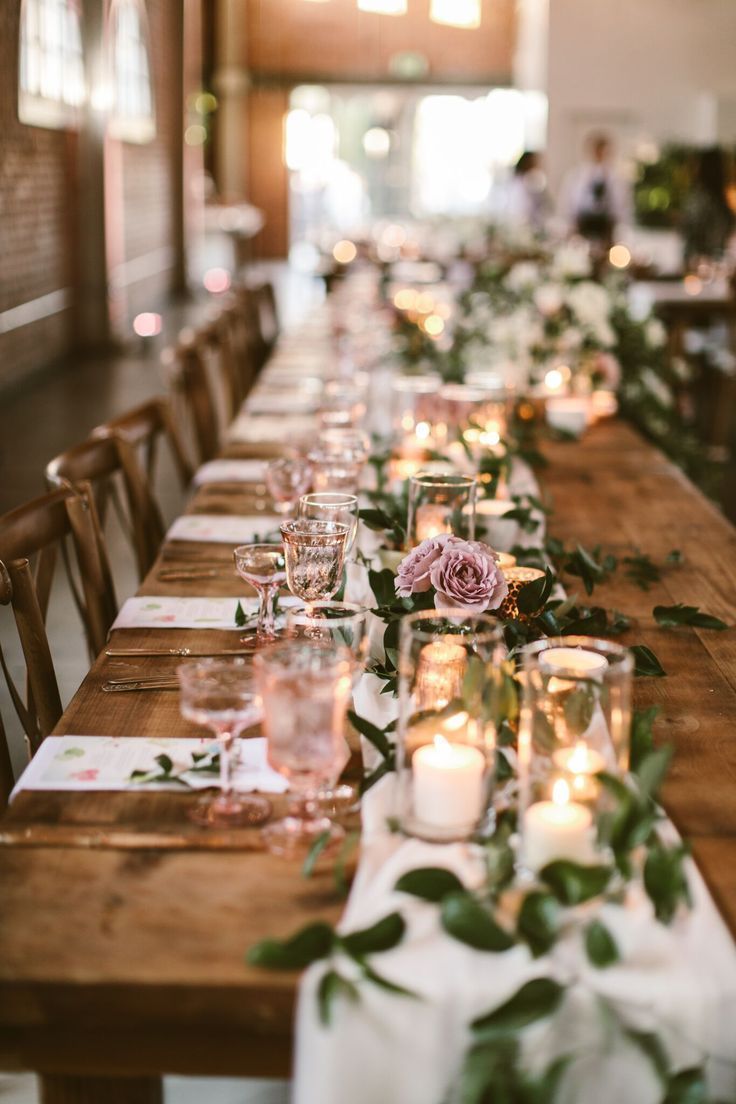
[0,709,15,810]
[96,396,195,492]
[198,312,243,426]
[45,432,165,580]
[252,280,280,358]
[0,483,117,760]
[161,334,222,466]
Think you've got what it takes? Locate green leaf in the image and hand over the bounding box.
[347,710,393,760]
[539,861,612,905]
[632,644,667,677]
[247,921,335,969]
[234,600,247,628]
[635,745,673,801]
[368,568,400,607]
[471,977,565,1038]
[340,912,406,957]
[154,754,174,774]
[625,1028,670,1082]
[666,549,683,564]
[623,552,662,591]
[517,567,554,615]
[630,706,659,772]
[643,841,691,924]
[441,893,515,952]
[317,969,360,1026]
[359,961,419,999]
[584,919,619,968]
[517,892,559,957]
[301,830,332,879]
[653,603,727,631]
[663,1068,708,1104]
[394,866,465,902]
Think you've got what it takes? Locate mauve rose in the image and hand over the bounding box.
[429,540,508,613]
[394,535,450,597]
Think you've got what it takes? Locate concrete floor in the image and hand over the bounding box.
[0,264,322,1104]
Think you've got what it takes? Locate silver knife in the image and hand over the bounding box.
[102,680,179,692]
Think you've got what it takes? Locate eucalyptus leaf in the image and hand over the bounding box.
[368,568,400,608]
[630,706,659,772]
[517,567,554,615]
[471,977,565,1039]
[347,710,393,760]
[394,866,465,902]
[302,829,332,879]
[247,921,335,969]
[440,893,515,952]
[632,644,667,677]
[539,861,612,905]
[663,1068,708,1104]
[635,746,673,801]
[653,603,727,631]
[234,600,248,628]
[317,969,360,1026]
[517,891,559,957]
[340,911,406,957]
[584,919,619,968]
[643,841,691,924]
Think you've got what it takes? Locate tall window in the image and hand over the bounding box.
[19,0,85,129]
[108,0,155,143]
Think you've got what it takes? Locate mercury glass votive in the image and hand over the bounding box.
[496,566,546,621]
[396,610,506,842]
[391,374,443,438]
[517,637,634,873]
[407,471,476,546]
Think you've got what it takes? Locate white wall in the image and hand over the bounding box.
[546,0,736,194]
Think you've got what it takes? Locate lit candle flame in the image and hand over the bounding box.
[552,778,570,806]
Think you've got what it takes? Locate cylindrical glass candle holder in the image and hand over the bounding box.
[407,471,476,546]
[391,374,443,438]
[396,610,506,842]
[517,637,633,874]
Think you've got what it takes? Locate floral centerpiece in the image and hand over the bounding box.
[395,534,508,613]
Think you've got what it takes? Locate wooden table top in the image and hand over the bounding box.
[1,410,735,1080]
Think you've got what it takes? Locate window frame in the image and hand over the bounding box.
[107,0,156,145]
[18,0,86,131]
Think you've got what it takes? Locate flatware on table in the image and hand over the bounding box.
[102,677,180,693]
[157,568,221,582]
[105,647,247,657]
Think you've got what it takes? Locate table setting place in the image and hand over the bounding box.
[6,252,736,1104]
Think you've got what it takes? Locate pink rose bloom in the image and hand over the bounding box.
[429,540,508,613]
[395,535,449,597]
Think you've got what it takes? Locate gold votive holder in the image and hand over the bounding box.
[497,566,546,621]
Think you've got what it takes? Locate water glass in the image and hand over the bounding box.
[308,447,364,495]
[286,600,369,664]
[298,492,359,556]
[177,658,270,827]
[233,543,287,648]
[254,641,355,857]
[280,519,349,613]
[265,457,313,516]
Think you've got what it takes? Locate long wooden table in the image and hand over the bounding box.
[1,412,736,1101]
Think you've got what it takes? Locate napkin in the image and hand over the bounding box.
[111,595,255,630]
[166,514,281,544]
[192,459,268,486]
[12,735,288,795]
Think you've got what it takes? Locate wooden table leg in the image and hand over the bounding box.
[40,1074,163,1103]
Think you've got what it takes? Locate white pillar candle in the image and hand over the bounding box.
[539,647,608,679]
[545,396,590,437]
[464,499,518,553]
[523,779,594,871]
[413,734,486,833]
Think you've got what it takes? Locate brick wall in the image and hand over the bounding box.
[0,2,76,390]
[0,0,196,383]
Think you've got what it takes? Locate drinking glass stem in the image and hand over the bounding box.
[257,584,277,637]
[217,730,234,799]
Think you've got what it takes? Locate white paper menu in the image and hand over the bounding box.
[166,514,282,544]
[12,736,288,796]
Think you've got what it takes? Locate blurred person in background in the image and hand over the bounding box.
[682,146,735,267]
[561,132,632,244]
[505,150,551,231]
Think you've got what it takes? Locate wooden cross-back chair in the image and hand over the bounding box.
[161,333,222,467]
[198,311,244,425]
[0,483,117,778]
[96,396,194,495]
[251,279,280,365]
[45,431,165,582]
